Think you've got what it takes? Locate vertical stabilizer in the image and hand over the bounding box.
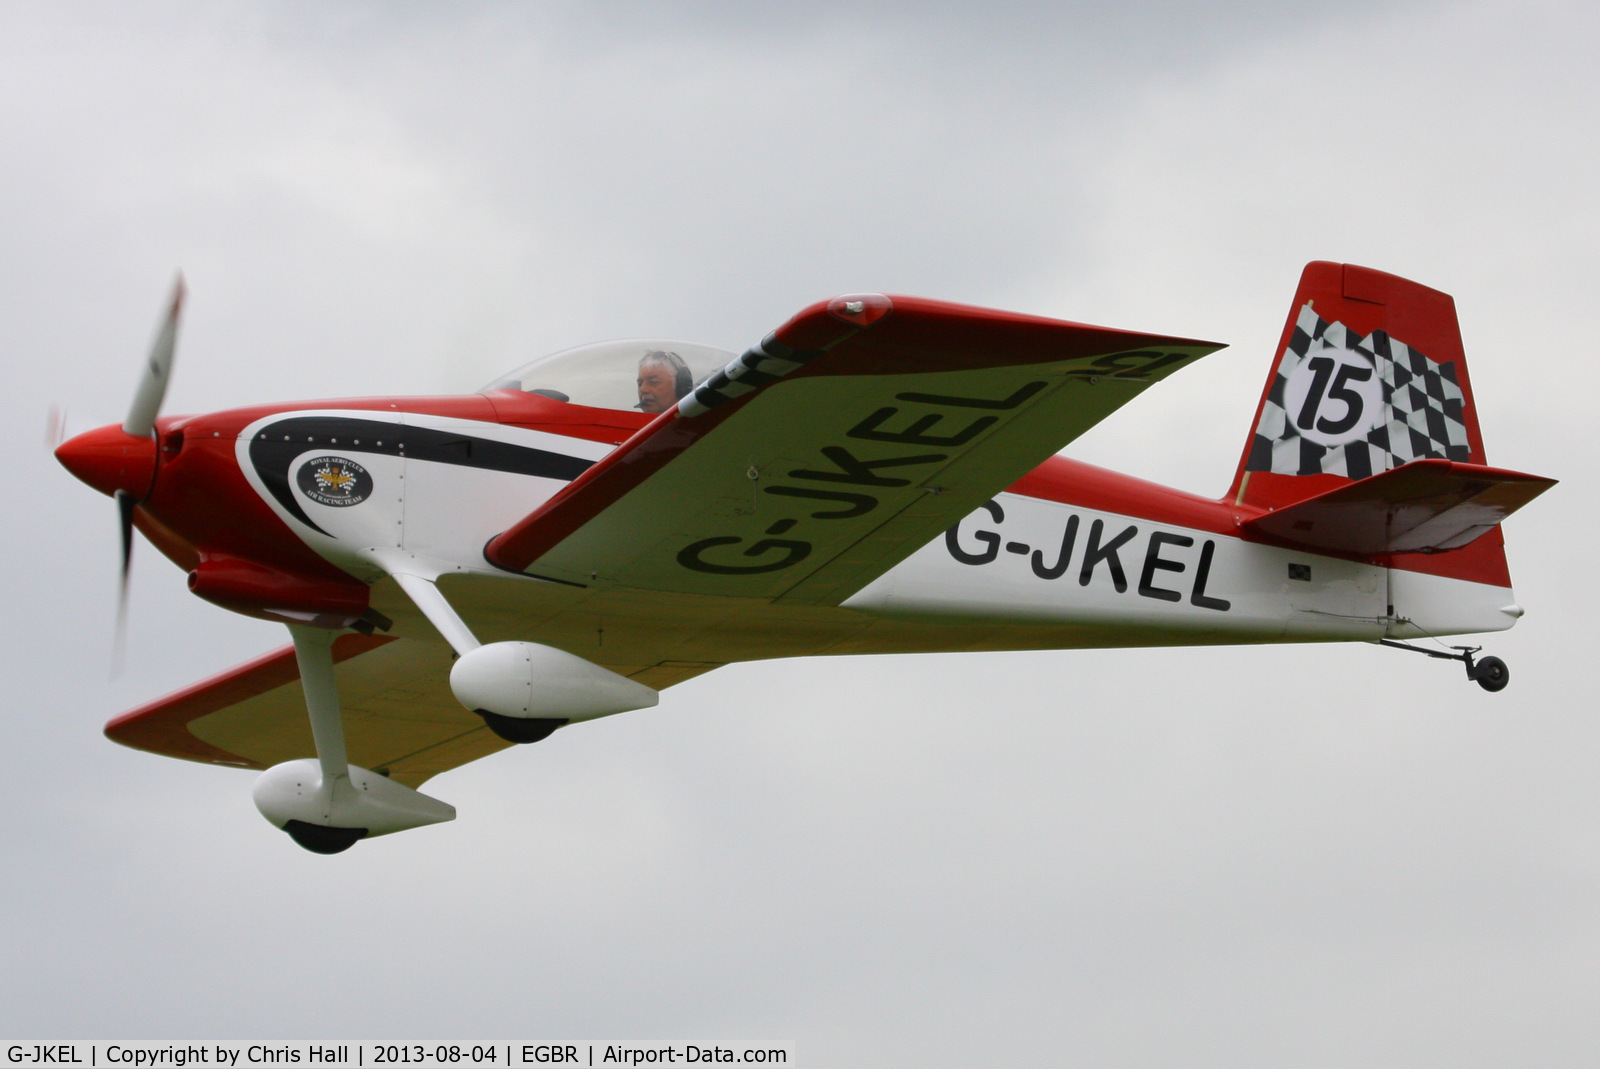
[1229,262,1509,587]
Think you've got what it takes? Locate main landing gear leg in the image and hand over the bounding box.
[252,627,455,853]
[1376,639,1510,692]
[284,625,367,854]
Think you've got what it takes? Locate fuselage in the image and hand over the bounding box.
[57,387,1521,678]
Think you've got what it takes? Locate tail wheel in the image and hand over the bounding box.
[1472,655,1510,693]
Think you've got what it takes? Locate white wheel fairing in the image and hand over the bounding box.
[253,758,455,837]
[449,641,658,723]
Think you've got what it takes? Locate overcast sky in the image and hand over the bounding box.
[3,1,1597,1063]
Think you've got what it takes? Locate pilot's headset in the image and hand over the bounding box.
[644,350,694,400]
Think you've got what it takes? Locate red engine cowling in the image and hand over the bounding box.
[188,555,371,629]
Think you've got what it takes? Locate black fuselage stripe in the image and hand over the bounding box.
[249,416,595,535]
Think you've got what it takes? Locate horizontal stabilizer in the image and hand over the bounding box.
[1242,459,1555,555]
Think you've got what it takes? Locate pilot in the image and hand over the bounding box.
[637,350,693,414]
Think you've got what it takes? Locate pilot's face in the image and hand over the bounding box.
[637,364,677,414]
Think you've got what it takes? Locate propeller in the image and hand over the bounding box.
[52,276,187,670]
[126,277,185,438]
[115,276,185,668]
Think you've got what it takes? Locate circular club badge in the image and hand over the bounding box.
[296,456,374,507]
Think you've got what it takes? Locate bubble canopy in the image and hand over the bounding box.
[482,340,736,414]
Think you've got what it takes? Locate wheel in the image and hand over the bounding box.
[1472,655,1509,693]
[283,819,367,854]
[477,711,568,744]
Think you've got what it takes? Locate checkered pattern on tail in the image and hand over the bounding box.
[1245,304,1471,479]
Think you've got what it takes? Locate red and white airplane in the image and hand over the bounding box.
[56,262,1555,853]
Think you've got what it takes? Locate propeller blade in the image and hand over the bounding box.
[122,275,185,439]
[45,405,66,449]
[113,489,138,676]
[116,488,137,581]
